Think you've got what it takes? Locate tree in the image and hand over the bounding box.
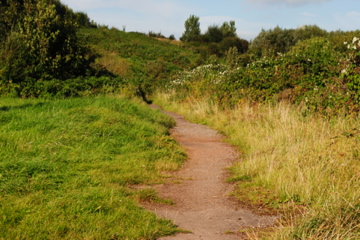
[220,37,249,54]
[0,0,25,42]
[0,0,94,83]
[294,25,328,42]
[205,25,223,43]
[180,15,201,42]
[220,21,237,38]
[249,25,329,57]
[204,21,237,43]
[249,26,296,57]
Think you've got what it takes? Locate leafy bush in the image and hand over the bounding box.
[166,34,360,115]
[249,25,328,57]
[0,0,95,84]
[0,76,123,98]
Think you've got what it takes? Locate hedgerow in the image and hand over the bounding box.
[0,76,123,98]
[168,36,360,116]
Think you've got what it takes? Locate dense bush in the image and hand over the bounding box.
[168,35,360,115]
[0,0,95,86]
[250,25,328,57]
[0,76,123,98]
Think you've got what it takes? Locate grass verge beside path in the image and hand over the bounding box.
[154,92,360,239]
[0,95,186,239]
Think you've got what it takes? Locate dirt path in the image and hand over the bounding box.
[146,107,277,239]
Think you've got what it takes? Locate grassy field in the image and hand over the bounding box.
[0,95,186,239]
[154,92,360,239]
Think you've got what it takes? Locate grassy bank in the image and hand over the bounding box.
[154,92,360,239]
[0,95,186,239]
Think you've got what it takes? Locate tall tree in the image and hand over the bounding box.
[220,21,237,38]
[205,25,223,43]
[180,15,201,42]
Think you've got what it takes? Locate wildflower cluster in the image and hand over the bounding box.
[343,37,360,67]
[171,64,231,86]
[344,37,360,50]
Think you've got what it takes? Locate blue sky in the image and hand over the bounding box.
[60,0,360,40]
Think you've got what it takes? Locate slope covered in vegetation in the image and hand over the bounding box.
[79,27,199,98]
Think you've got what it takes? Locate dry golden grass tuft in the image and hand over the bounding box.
[155,37,184,47]
[96,51,130,76]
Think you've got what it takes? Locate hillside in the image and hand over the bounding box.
[79,27,199,96]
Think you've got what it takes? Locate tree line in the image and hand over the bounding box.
[179,14,360,62]
[179,15,249,59]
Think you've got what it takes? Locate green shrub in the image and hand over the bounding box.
[0,0,95,83]
[165,35,360,115]
[0,76,123,98]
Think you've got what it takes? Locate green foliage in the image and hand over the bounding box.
[73,11,97,28]
[0,0,95,85]
[148,31,165,39]
[220,37,249,53]
[250,26,296,57]
[81,27,199,99]
[294,25,328,42]
[220,21,237,38]
[250,25,329,57]
[166,33,360,115]
[204,21,238,44]
[205,25,224,43]
[0,96,185,239]
[180,15,201,42]
[0,75,122,98]
[225,47,241,68]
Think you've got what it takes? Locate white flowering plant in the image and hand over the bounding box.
[344,37,360,66]
[167,35,360,114]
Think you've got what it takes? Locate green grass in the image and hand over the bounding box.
[0,95,186,239]
[80,27,199,79]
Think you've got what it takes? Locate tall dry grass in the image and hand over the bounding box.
[96,51,130,76]
[154,92,360,239]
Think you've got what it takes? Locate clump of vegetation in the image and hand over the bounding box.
[180,15,249,60]
[80,26,199,100]
[168,32,360,115]
[0,0,96,83]
[0,0,120,98]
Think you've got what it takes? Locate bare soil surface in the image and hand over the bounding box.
[145,106,277,240]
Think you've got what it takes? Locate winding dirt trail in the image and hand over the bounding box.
[146,107,277,239]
